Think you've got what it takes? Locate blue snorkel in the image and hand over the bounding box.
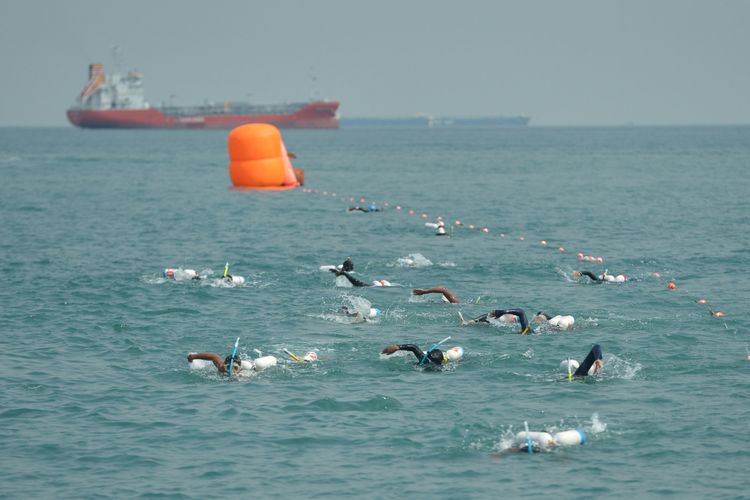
[419,336,451,366]
[227,337,240,379]
[524,421,533,455]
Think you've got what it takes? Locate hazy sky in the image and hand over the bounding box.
[1,0,749,126]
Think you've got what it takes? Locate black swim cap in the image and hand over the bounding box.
[224,354,241,366]
[427,349,445,365]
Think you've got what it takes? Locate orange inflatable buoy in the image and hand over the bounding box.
[228,123,300,190]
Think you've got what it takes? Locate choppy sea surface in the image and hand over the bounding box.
[1,126,748,499]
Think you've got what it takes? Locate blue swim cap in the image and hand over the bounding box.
[577,429,587,445]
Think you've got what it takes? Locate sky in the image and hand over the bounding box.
[1,0,749,126]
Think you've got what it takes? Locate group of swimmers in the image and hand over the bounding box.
[188,256,604,379]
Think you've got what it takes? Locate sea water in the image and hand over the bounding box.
[0,126,748,498]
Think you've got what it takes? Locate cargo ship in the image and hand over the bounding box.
[67,64,340,129]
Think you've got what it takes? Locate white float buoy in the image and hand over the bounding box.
[445,346,464,362]
[252,356,277,371]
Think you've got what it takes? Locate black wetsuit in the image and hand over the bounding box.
[331,269,368,287]
[394,344,444,365]
[470,308,532,334]
[574,344,603,377]
[578,271,604,282]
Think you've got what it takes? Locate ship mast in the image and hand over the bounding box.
[111,45,124,73]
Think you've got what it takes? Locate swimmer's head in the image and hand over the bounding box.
[427,349,447,365]
[437,227,446,235]
[369,307,381,318]
[342,258,354,272]
[560,359,580,373]
[224,354,242,370]
[534,311,551,322]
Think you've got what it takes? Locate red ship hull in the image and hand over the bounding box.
[67,101,340,129]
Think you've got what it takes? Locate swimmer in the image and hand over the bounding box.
[320,257,354,273]
[710,310,726,318]
[164,268,202,280]
[381,341,463,367]
[221,274,245,285]
[412,286,460,304]
[330,268,369,287]
[425,220,448,236]
[572,270,627,283]
[331,268,391,287]
[337,305,380,322]
[494,427,587,456]
[187,351,242,376]
[533,311,575,330]
[561,344,604,377]
[459,308,533,334]
[348,204,380,212]
[218,262,245,285]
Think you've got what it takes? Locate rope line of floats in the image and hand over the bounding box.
[301,187,730,326]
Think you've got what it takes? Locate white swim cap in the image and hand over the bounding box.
[185,269,197,278]
[437,227,446,235]
[303,351,318,362]
[369,307,381,318]
[231,275,245,285]
[445,346,464,362]
[560,359,580,372]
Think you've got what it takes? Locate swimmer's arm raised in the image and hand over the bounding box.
[492,309,530,334]
[334,270,368,287]
[187,352,223,369]
[573,271,600,282]
[413,287,460,303]
[381,344,425,361]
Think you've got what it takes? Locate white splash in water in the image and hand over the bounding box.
[395,253,433,267]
